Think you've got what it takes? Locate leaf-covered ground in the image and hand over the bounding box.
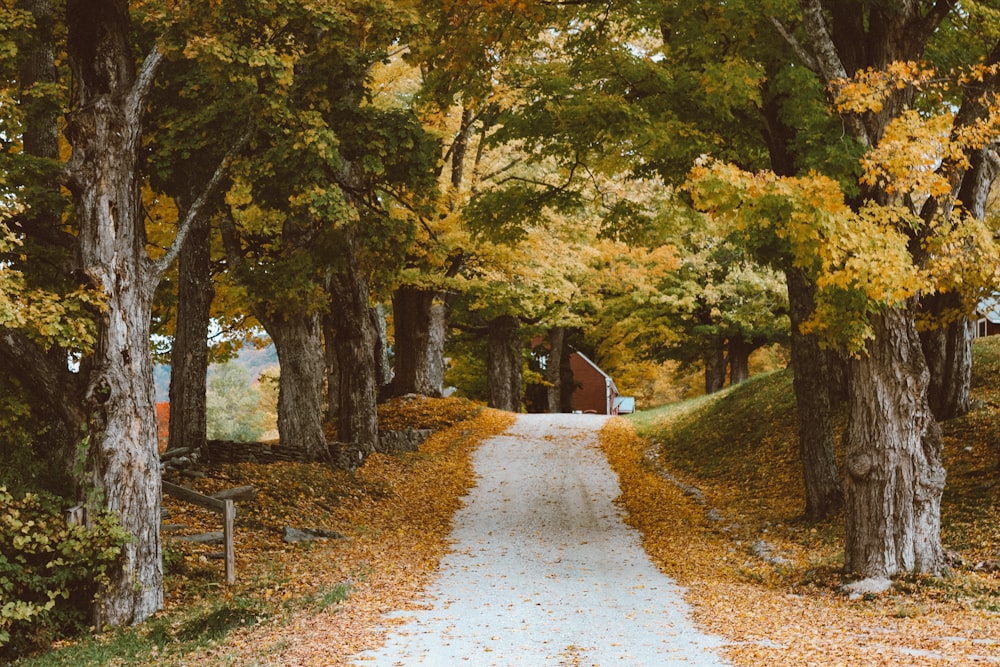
[19,347,1000,666]
[606,336,1000,666]
[165,400,515,667]
[16,397,514,667]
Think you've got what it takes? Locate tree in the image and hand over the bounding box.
[783,0,1000,579]
[185,0,438,461]
[165,204,214,458]
[620,230,789,393]
[0,0,251,625]
[205,361,266,442]
[439,1,844,516]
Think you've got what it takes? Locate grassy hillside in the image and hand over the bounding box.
[630,336,1000,567]
[609,336,1000,665]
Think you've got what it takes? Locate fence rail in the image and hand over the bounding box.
[162,481,236,585]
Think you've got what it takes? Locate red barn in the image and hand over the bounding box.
[569,351,621,415]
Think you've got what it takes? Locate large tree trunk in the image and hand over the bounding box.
[330,239,379,455]
[167,206,213,458]
[372,304,394,389]
[844,307,946,578]
[917,146,998,421]
[785,268,843,520]
[727,336,753,385]
[63,0,163,626]
[266,311,328,461]
[487,315,522,412]
[546,327,565,413]
[792,0,955,579]
[704,340,726,394]
[389,286,445,397]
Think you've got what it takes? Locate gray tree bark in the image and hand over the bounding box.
[704,341,726,394]
[785,268,843,520]
[63,0,164,626]
[844,307,946,577]
[267,312,328,461]
[727,336,753,385]
[389,286,446,397]
[330,234,380,455]
[919,295,973,422]
[487,315,522,412]
[323,315,340,423]
[791,0,952,578]
[167,204,213,458]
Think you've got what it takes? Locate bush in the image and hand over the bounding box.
[0,488,128,659]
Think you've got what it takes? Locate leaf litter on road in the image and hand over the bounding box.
[600,404,1000,667]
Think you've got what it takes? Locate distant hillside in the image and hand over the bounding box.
[154,343,278,402]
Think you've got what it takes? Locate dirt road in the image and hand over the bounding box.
[353,413,733,666]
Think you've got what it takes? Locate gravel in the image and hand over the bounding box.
[355,413,733,666]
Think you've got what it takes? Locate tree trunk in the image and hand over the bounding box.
[330,239,379,455]
[919,293,973,421]
[727,336,752,385]
[704,340,726,394]
[785,268,843,520]
[916,146,998,421]
[64,0,162,626]
[13,0,78,474]
[266,311,328,461]
[487,315,522,412]
[372,304,394,389]
[844,307,946,578]
[389,286,445,397]
[323,316,340,424]
[167,206,213,458]
[546,327,565,413]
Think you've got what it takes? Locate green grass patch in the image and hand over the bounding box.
[9,596,270,667]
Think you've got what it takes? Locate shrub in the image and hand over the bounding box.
[0,488,128,659]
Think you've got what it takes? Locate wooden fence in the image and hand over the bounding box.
[162,481,236,585]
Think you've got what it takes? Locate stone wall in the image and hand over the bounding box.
[201,428,434,468]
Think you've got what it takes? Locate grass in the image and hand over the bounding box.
[629,338,1000,569]
[9,595,270,667]
[11,360,1000,667]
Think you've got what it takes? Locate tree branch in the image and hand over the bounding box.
[796,0,848,83]
[767,16,818,72]
[919,38,1000,224]
[796,0,872,147]
[912,0,958,50]
[153,128,253,276]
[127,45,164,122]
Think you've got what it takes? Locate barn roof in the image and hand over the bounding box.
[978,294,1000,324]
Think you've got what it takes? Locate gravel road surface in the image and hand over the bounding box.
[355,413,733,666]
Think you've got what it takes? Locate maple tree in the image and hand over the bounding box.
[6,0,1000,643]
[683,2,1000,579]
[0,0,251,625]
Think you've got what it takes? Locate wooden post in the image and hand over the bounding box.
[65,504,86,527]
[223,499,236,585]
[162,481,238,585]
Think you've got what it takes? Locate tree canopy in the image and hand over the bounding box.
[4,0,1000,640]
